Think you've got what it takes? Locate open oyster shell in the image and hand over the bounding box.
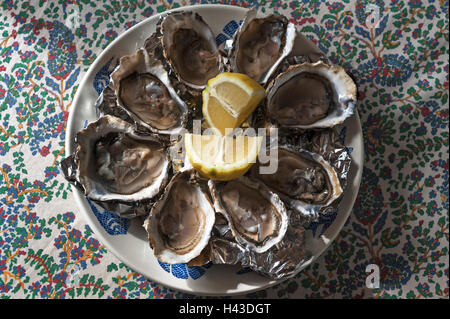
[110,48,189,135]
[228,8,296,86]
[158,11,224,91]
[144,169,216,264]
[250,144,343,220]
[95,84,134,123]
[71,115,171,204]
[208,177,288,253]
[265,61,356,129]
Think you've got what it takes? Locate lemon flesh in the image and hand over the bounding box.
[184,133,263,181]
[203,73,265,135]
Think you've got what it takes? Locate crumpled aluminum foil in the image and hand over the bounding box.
[208,128,352,279]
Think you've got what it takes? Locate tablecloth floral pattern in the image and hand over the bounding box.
[0,0,448,299]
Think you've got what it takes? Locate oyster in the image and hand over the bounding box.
[250,145,343,219]
[95,85,133,124]
[110,48,189,135]
[228,8,296,85]
[209,177,288,253]
[144,170,216,264]
[265,61,357,129]
[159,11,223,90]
[74,115,171,204]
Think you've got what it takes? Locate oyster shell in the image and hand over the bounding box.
[95,84,134,124]
[110,48,189,135]
[144,169,216,264]
[159,11,223,90]
[265,61,357,129]
[228,8,296,86]
[209,177,288,253]
[74,115,171,204]
[250,145,343,220]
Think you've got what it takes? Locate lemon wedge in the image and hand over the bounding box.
[184,133,263,181]
[202,72,265,135]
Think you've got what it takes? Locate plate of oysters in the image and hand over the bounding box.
[62,4,363,295]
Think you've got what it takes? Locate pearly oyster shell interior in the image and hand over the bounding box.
[229,8,296,86]
[159,11,223,90]
[111,48,189,135]
[250,145,343,219]
[209,177,288,253]
[265,61,357,129]
[144,170,215,264]
[75,115,171,203]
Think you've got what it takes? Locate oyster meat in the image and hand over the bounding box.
[228,8,296,85]
[144,170,215,264]
[159,11,223,90]
[75,115,171,203]
[111,48,189,135]
[266,61,357,129]
[95,85,133,123]
[250,146,343,219]
[209,177,288,253]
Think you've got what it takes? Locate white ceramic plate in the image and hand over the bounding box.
[66,4,364,296]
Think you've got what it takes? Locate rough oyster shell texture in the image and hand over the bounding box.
[265,61,357,129]
[227,8,296,86]
[61,8,355,278]
[143,169,216,264]
[208,177,289,253]
[110,48,189,135]
[159,11,224,90]
[250,144,344,221]
[61,115,172,218]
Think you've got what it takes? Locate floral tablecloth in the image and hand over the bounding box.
[0,0,448,299]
